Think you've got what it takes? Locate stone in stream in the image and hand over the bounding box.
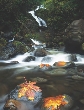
[4,99,39,110]
[23,56,35,62]
[34,48,50,57]
[4,81,42,110]
[72,75,84,80]
[30,77,47,83]
[53,61,75,68]
[45,68,67,76]
[41,94,73,110]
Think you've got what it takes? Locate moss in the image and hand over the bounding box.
[0,38,7,50]
[12,41,28,53]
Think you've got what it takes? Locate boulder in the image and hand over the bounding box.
[64,19,84,53]
[34,48,50,57]
[0,46,15,60]
[23,56,35,62]
[45,68,67,76]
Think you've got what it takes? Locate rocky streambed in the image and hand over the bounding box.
[0,49,84,110]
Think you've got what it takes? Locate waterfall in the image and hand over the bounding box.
[30,38,46,49]
[28,5,47,27]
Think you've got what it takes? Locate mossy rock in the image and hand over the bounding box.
[12,41,28,53]
[0,38,7,50]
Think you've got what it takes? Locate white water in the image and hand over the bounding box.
[28,5,47,27]
[1,38,84,76]
[31,38,42,45]
[0,50,84,68]
[0,50,80,71]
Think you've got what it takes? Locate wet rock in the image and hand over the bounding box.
[34,48,50,57]
[41,94,73,110]
[80,99,84,104]
[30,77,47,83]
[39,64,52,71]
[72,75,84,80]
[0,46,15,60]
[64,19,84,53]
[71,54,77,62]
[67,68,77,75]
[8,84,42,105]
[10,61,19,64]
[4,99,20,110]
[60,94,73,110]
[53,61,72,68]
[45,68,67,76]
[4,99,38,110]
[23,56,35,62]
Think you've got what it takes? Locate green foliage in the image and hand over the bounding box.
[13,40,28,53]
[38,0,84,33]
[0,38,7,50]
[0,0,45,32]
[25,33,40,39]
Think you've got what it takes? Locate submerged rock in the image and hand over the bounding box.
[72,75,84,80]
[45,68,67,76]
[30,77,47,83]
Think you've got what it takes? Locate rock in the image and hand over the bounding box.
[41,94,73,110]
[38,63,52,71]
[1,31,14,41]
[67,68,77,75]
[53,61,71,68]
[34,48,50,57]
[60,94,73,110]
[10,61,19,64]
[80,99,84,104]
[72,75,84,80]
[8,84,42,105]
[64,19,84,53]
[23,56,35,62]
[4,99,39,110]
[0,46,15,60]
[70,54,77,62]
[45,68,67,76]
[30,77,47,83]
[4,99,20,110]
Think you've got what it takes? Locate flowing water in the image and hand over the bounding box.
[28,5,47,28]
[0,47,84,110]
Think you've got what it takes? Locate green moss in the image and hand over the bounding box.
[13,41,28,53]
[0,38,7,50]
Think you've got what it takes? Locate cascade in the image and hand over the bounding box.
[28,5,47,28]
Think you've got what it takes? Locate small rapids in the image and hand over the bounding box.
[0,50,71,70]
[0,48,84,71]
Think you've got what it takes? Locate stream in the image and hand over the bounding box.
[0,47,84,110]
